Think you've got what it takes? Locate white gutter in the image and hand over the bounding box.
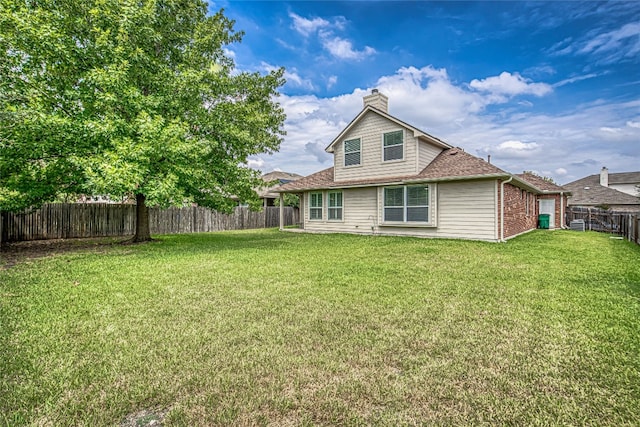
[500,176,513,242]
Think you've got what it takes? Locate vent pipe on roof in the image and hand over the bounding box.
[487,154,491,164]
[363,89,388,113]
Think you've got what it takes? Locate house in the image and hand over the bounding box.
[563,167,640,212]
[257,171,303,207]
[233,171,302,207]
[275,90,569,242]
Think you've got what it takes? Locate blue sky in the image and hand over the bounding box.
[212,1,639,184]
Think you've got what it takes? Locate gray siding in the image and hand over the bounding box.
[334,112,418,182]
[435,180,497,240]
[417,140,443,171]
[304,187,378,234]
[301,180,498,241]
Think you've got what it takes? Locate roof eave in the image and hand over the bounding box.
[275,173,513,193]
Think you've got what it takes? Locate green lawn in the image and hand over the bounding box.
[1,230,639,426]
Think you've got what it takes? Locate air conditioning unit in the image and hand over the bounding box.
[570,219,585,231]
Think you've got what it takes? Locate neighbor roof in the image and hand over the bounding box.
[563,175,640,206]
[257,171,303,198]
[516,173,568,193]
[608,171,640,185]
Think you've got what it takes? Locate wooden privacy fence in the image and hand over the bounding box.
[566,207,639,245]
[0,203,299,243]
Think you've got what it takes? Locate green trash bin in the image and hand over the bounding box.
[538,214,550,229]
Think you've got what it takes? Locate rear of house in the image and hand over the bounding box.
[276,91,569,242]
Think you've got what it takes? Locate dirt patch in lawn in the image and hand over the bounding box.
[0,237,133,269]
[120,408,169,427]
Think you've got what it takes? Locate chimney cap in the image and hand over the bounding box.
[371,88,379,94]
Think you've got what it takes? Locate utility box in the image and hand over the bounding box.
[538,214,550,229]
[570,219,585,231]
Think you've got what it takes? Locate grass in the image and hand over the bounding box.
[1,229,639,426]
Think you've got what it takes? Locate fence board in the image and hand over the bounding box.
[1,204,299,243]
[566,207,639,246]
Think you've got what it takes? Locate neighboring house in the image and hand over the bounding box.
[234,171,303,207]
[563,167,640,212]
[275,90,569,242]
[258,171,303,207]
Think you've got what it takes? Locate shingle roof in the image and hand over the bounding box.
[563,174,640,206]
[418,148,506,179]
[257,171,303,198]
[516,173,568,193]
[275,148,513,193]
[608,171,640,185]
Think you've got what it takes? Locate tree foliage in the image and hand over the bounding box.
[0,0,285,240]
[522,170,556,184]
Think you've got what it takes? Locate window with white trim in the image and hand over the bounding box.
[309,192,323,220]
[328,191,343,220]
[383,185,429,223]
[383,130,403,161]
[344,138,361,167]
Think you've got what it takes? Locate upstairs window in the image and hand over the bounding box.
[383,185,429,223]
[310,192,323,220]
[383,130,403,161]
[344,138,361,167]
[328,191,343,220]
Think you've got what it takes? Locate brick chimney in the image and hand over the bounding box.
[600,166,609,187]
[363,89,388,113]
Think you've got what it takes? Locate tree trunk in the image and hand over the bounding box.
[133,193,152,242]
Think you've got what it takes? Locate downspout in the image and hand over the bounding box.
[560,191,565,229]
[279,193,284,231]
[500,176,513,242]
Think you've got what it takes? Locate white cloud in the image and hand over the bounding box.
[289,12,330,37]
[261,62,314,90]
[320,34,376,60]
[283,69,314,90]
[289,12,375,61]
[478,140,541,160]
[627,120,640,128]
[247,157,265,169]
[374,66,487,127]
[327,75,338,89]
[469,72,552,97]
[553,73,600,87]
[555,168,568,176]
[599,126,621,133]
[580,22,640,57]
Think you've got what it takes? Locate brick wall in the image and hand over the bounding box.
[500,182,538,239]
[538,194,568,228]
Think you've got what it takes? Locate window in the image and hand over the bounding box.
[328,191,343,220]
[310,192,323,220]
[406,186,429,222]
[383,185,429,223]
[384,187,404,221]
[344,138,361,167]
[383,130,403,161]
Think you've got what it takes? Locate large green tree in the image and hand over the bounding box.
[0,0,285,241]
